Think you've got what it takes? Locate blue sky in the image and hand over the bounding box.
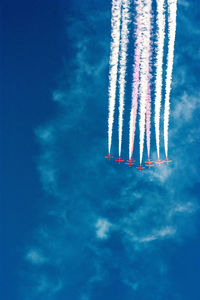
[1,0,200,299]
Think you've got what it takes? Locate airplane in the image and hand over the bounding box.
[145,158,154,168]
[115,157,124,164]
[163,158,172,164]
[155,159,164,166]
[125,158,136,167]
[136,164,145,171]
[105,154,113,160]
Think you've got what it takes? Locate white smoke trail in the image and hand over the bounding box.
[118,0,130,157]
[139,0,152,164]
[129,0,141,160]
[108,0,122,154]
[146,13,153,159]
[154,0,165,159]
[164,0,177,158]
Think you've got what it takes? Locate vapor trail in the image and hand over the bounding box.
[108,0,122,154]
[146,18,152,159]
[138,0,152,164]
[129,0,141,160]
[164,0,177,158]
[146,79,151,158]
[118,0,130,157]
[154,0,165,159]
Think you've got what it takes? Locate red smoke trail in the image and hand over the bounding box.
[138,0,152,164]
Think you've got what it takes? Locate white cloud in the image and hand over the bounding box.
[26,249,47,265]
[169,202,198,216]
[173,92,200,122]
[178,0,190,8]
[35,127,54,143]
[95,218,112,239]
[52,90,67,104]
[35,275,62,295]
[148,164,173,183]
[123,279,139,291]
[125,226,176,244]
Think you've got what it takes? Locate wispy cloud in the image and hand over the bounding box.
[95,218,112,239]
[126,226,176,244]
[22,1,200,300]
[26,249,48,265]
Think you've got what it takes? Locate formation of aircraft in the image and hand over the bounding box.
[125,158,136,167]
[145,158,154,168]
[105,155,172,170]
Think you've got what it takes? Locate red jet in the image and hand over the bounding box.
[105,154,113,160]
[125,158,136,167]
[145,158,154,168]
[115,157,124,164]
[164,158,172,164]
[155,159,164,166]
[136,164,145,171]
